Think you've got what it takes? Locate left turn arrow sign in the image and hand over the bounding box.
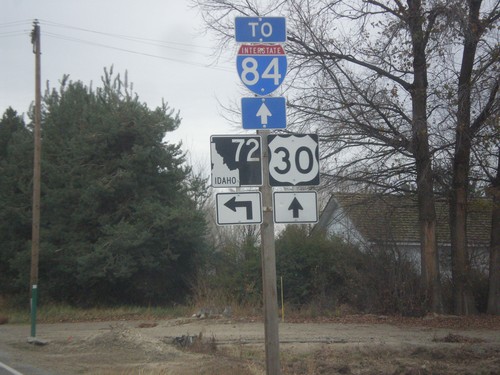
[224,196,253,219]
[216,192,262,225]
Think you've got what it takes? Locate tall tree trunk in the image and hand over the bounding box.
[413,79,442,312]
[449,0,484,315]
[487,149,500,315]
[449,174,477,315]
[449,116,477,315]
[408,0,443,313]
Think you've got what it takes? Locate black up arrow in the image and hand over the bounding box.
[288,197,303,218]
[225,196,253,220]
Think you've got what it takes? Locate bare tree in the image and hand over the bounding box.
[448,0,499,315]
[193,0,499,313]
[487,148,500,314]
[194,0,444,312]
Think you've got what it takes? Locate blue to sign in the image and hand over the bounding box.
[237,44,287,96]
[242,97,286,130]
[235,17,286,43]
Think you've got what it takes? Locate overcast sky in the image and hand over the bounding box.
[1,0,245,171]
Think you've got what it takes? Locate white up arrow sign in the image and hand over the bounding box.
[241,97,286,130]
[273,191,318,224]
[256,102,272,125]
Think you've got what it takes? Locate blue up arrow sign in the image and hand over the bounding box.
[235,17,286,43]
[242,97,286,129]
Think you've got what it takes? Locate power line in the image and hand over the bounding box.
[0,30,29,38]
[0,20,32,28]
[0,19,231,72]
[43,31,231,72]
[0,20,31,37]
[38,19,214,51]
[43,30,199,55]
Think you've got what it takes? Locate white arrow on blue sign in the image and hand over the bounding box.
[235,17,286,43]
[237,44,287,96]
[241,97,286,130]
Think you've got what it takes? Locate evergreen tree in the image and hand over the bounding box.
[0,108,33,294]
[1,69,207,305]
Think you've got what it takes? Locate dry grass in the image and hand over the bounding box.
[432,333,485,343]
[1,303,191,324]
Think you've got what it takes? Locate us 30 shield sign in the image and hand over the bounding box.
[268,134,320,186]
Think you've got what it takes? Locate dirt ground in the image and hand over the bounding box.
[0,314,499,375]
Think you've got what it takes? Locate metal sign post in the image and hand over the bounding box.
[258,129,281,375]
[223,17,288,374]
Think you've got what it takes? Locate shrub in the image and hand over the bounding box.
[276,226,365,310]
[276,226,425,315]
[360,245,426,315]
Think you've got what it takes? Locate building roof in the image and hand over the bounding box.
[315,193,492,247]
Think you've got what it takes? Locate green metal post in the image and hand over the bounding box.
[30,284,38,337]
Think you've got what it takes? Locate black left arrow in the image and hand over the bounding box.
[288,197,303,218]
[225,196,253,220]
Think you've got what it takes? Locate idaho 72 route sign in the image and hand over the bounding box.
[210,135,262,187]
[237,44,287,96]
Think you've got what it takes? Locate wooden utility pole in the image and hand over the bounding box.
[29,19,42,340]
[258,129,281,375]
